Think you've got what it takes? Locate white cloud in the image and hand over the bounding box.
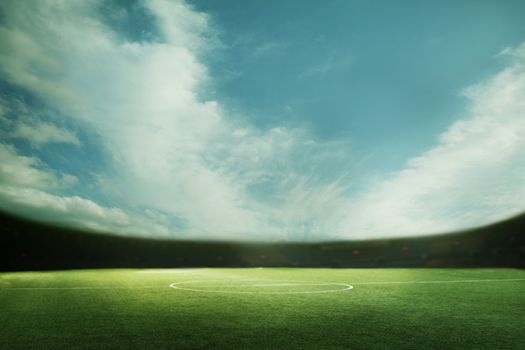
[0,142,170,236]
[337,43,525,238]
[0,186,170,236]
[10,121,80,148]
[1,0,524,241]
[0,143,76,189]
[0,0,352,239]
[0,22,81,112]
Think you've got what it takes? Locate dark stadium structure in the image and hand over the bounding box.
[1,210,524,271]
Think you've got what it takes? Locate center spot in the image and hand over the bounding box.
[169,280,353,294]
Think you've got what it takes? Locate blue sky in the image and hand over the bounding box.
[1,0,525,241]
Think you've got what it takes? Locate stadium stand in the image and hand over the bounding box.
[1,210,523,271]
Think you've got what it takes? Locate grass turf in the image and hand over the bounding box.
[0,268,524,349]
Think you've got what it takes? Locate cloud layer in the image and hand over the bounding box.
[337,43,525,238]
[0,0,524,240]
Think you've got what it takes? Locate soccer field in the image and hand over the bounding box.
[1,268,524,349]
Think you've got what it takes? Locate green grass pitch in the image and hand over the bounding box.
[1,268,524,349]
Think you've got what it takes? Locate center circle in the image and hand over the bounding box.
[169,280,353,294]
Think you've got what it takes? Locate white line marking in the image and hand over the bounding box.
[169,280,353,294]
[250,283,340,287]
[0,278,522,291]
[168,277,525,294]
[353,278,525,285]
[0,286,165,290]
